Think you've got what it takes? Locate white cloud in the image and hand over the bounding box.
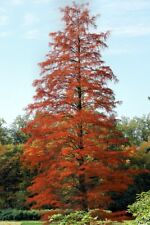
[24,13,39,26]
[24,29,40,40]
[10,0,24,5]
[0,15,8,26]
[0,31,11,38]
[0,8,9,26]
[101,23,150,38]
[104,48,132,56]
[104,0,150,12]
[32,0,50,3]
[10,0,50,5]
[112,24,150,37]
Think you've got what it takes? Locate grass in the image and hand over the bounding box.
[0,222,21,225]
[21,222,43,225]
[0,222,43,225]
[0,223,21,225]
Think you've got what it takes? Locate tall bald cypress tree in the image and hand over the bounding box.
[23,3,134,210]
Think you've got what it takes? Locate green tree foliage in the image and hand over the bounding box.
[0,144,32,209]
[0,118,11,144]
[109,140,150,211]
[0,115,29,145]
[118,115,150,146]
[131,140,150,169]
[9,115,30,144]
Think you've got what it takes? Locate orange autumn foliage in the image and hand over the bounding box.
[23,3,136,210]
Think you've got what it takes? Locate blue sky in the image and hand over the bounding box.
[0,0,150,125]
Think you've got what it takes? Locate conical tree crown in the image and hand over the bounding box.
[23,3,134,210]
[32,2,117,115]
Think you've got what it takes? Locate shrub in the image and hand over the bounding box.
[49,210,112,225]
[0,209,41,221]
[128,190,150,225]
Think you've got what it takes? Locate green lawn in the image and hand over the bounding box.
[0,222,21,225]
[0,222,42,225]
[21,222,42,225]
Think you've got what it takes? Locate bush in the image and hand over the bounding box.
[0,209,41,221]
[49,210,112,225]
[128,190,150,225]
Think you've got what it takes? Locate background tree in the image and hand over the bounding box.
[0,118,11,144]
[0,115,29,145]
[117,115,150,146]
[23,3,135,211]
[10,115,30,144]
[0,144,32,209]
[0,115,34,210]
[109,139,150,211]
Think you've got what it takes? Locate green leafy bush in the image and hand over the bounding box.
[0,209,41,221]
[49,210,112,225]
[21,222,42,225]
[128,190,150,224]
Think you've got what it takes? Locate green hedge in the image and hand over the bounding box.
[0,209,41,221]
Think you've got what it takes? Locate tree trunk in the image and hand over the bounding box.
[77,36,88,211]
